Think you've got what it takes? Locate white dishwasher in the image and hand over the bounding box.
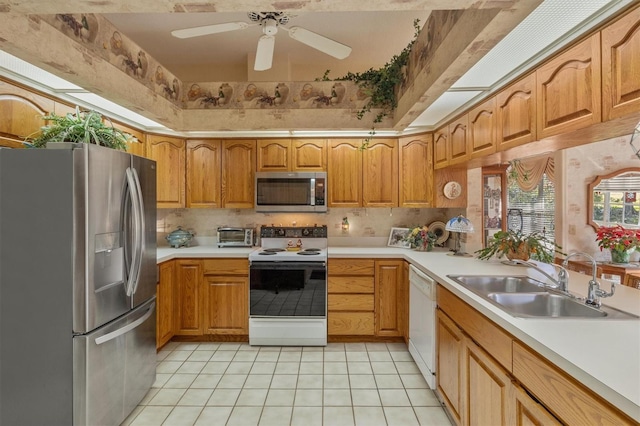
[408,265,437,389]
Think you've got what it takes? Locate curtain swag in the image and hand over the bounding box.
[511,156,554,191]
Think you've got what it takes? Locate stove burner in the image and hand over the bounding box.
[258,251,278,255]
[297,251,320,255]
[263,248,286,253]
[302,248,321,252]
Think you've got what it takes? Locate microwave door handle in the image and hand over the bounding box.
[310,178,316,206]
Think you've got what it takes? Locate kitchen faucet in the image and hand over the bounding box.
[562,252,616,307]
[511,259,570,293]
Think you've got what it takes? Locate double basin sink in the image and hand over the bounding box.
[447,275,638,319]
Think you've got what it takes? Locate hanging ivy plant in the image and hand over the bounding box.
[319,19,421,149]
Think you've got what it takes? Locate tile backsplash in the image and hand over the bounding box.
[157,207,464,247]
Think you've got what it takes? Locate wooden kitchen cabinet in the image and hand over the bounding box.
[375,259,405,337]
[437,284,634,426]
[362,139,398,207]
[202,259,249,335]
[147,134,186,208]
[433,127,449,169]
[601,4,640,121]
[186,139,221,208]
[437,309,464,425]
[157,260,175,349]
[327,259,375,336]
[399,135,433,208]
[448,116,469,166]
[112,121,146,158]
[257,139,327,171]
[536,33,601,139]
[221,139,255,208]
[292,139,327,171]
[257,139,290,171]
[0,79,54,141]
[468,98,497,159]
[496,73,537,151]
[327,139,362,207]
[174,259,203,336]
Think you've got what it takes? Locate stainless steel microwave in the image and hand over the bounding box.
[255,172,327,212]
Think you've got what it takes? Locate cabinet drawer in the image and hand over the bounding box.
[202,258,249,275]
[328,312,374,335]
[437,285,513,370]
[328,276,375,293]
[328,259,375,275]
[513,342,633,425]
[328,294,374,311]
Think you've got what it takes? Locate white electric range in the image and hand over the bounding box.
[248,225,328,346]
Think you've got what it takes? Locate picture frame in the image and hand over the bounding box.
[387,227,411,248]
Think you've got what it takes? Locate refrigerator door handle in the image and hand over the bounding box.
[124,167,142,296]
[94,302,155,345]
[130,167,146,296]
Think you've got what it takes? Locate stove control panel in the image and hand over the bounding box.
[260,225,328,238]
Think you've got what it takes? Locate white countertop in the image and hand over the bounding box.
[157,245,640,422]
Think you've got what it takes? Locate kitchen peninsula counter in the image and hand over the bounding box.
[157,245,640,422]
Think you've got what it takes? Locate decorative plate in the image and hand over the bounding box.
[428,221,449,245]
[443,181,462,199]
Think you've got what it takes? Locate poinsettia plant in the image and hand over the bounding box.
[595,225,640,252]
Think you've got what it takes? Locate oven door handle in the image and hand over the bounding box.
[250,261,326,269]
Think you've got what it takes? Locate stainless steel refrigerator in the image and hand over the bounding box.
[0,143,157,426]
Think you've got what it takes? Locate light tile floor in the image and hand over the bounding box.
[121,342,452,426]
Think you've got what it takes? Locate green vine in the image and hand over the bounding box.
[319,19,421,150]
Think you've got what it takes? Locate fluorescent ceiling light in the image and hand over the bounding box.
[452,0,623,89]
[66,92,165,129]
[410,91,482,128]
[0,50,82,91]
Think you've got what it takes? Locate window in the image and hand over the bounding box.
[507,171,555,241]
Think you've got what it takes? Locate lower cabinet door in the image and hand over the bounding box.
[203,275,248,335]
[436,310,464,425]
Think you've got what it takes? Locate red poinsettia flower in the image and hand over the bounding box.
[595,225,640,252]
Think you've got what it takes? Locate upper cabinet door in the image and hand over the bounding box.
[448,116,469,166]
[222,139,256,209]
[328,139,362,207]
[147,134,186,209]
[469,98,497,159]
[536,33,602,139]
[186,139,221,209]
[257,139,291,172]
[601,5,640,121]
[292,139,327,171]
[0,80,54,142]
[433,127,449,169]
[399,135,433,208]
[496,73,537,151]
[362,139,398,207]
[112,121,146,158]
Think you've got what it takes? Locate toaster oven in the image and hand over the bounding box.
[217,227,255,247]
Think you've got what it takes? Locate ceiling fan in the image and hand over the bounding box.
[171,12,352,71]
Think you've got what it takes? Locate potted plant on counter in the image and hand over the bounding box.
[475,229,564,263]
[25,107,138,151]
[595,225,640,264]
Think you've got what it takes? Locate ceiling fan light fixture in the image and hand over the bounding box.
[262,18,279,36]
[254,35,275,71]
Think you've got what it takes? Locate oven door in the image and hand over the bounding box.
[250,261,327,317]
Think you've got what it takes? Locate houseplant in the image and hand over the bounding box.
[25,107,138,151]
[475,229,564,263]
[595,225,640,263]
[404,225,437,251]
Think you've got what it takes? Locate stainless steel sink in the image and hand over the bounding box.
[447,274,639,319]
[487,292,605,318]
[448,275,547,294]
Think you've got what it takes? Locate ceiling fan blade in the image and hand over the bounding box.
[254,35,275,71]
[171,22,250,39]
[285,26,352,59]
